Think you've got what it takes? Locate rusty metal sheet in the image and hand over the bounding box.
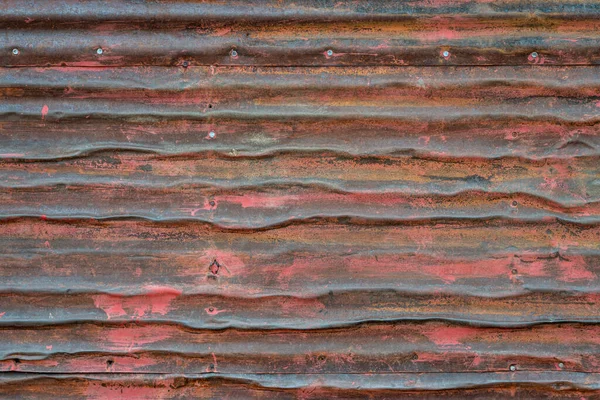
[4,1,600,67]
[1,1,600,398]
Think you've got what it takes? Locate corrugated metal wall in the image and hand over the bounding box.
[1,1,600,398]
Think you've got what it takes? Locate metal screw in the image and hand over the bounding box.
[182,61,189,68]
[443,50,450,58]
[558,362,565,369]
[530,52,538,59]
[11,48,19,55]
[326,49,333,57]
[509,364,516,371]
[96,48,103,55]
[209,131,216,138]
[230,49,238,57]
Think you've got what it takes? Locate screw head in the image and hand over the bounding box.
[96,47,103,55]
[558,362,565,369]
[208,131,216,138]
[530,51,538,59]
[326,49,333,57]
[509,364,516,371]
[230,49,238,57]
[11,48,19,55]
[443,50,450,58]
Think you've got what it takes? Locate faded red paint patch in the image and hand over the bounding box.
[106,355,158,371]
[516,254,595,282]
[41,105,49,120]
[1,358,60,372]
[345,255,512,285]
[93,286,182,320]
[93,296,126,319]
[280,297,326,319]
[0,153,25,158]
[558,255,596,282]
[421,325,474,347]
[217,194,296,209]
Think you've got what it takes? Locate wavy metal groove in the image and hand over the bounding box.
[1,1,600,398]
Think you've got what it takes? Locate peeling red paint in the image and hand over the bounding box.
[93,288,181,320]
[1,1,599,398]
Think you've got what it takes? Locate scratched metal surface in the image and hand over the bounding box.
[1,1,600,399]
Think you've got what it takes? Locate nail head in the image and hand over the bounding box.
[96,48,103,55]
[12,48,19,55]
[509,365,516,371]
[209,131,216,138]
[530,52,538,59]
[558,362,565,368]
[326,49,333,56]
[443,51,450,58]
[230,49,238,57]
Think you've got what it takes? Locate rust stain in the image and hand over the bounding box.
[1,0,600,398]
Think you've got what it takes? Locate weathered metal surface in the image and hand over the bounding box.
[1,1,600,398]
[5,0,600,67]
